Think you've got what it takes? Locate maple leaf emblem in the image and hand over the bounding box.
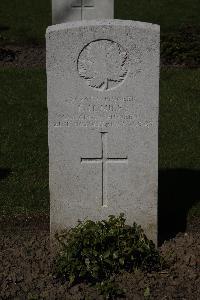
[78,40,129,91]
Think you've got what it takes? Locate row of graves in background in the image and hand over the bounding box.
[52,0,114,23]
[47,0,160,245]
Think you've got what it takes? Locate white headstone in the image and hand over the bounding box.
[52,0,114,24]
[46,20,160,244]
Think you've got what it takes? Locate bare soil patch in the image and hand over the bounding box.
[0,45,45,68]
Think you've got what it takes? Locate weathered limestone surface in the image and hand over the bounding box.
[52,0,114,24]
[46,20,160,244]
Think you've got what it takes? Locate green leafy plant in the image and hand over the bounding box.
[144,286,150,298]
[96,278,126,299]
[27,293,39,300]
[52,213,163,299]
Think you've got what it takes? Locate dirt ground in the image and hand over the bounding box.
[0,212,199,300]
[0,45,46,68]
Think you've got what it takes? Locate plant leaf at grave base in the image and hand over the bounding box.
[53,214,164,299]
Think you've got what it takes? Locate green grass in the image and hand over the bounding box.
[0,68,200,216]
[0,0,51,45]
[0,0,200,45]
[115,0,200,33]
[159,67,200,169]
[0,69,49,215]
[159,68,200,220]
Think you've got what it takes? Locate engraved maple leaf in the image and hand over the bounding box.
[78,40,128,90]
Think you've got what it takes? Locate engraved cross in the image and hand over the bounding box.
[81,132,128,207]
[71,0,94,20]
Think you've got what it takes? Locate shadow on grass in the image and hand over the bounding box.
[0,25,10,31]
[0,168,12,180]
[158,169,200,244]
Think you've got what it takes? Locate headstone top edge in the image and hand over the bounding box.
[46,19,160,36]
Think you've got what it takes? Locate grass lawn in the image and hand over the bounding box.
[0,0,51,45]
[0,0,200,45]
[159,67,200,169]
[115,0,200,33]
[0,67,200,216]
[0,69,49,214]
